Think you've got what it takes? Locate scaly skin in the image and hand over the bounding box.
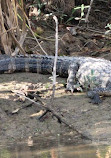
[0,54,111,104]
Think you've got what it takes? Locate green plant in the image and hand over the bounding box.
[105,23,111,30]
[66,4,90,23]
[105,23,111,35]
[45,83,51,89]
[30,0,47,15]
[84,69,99,90]
[74,4,89,20]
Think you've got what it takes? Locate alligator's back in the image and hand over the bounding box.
[0,55,72,77]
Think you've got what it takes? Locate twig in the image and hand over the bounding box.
[85,0,94,23]
[17,13,55,42]
[17,4,47,55]
[4,15,26,55]
[12,32,27,56]
[0,26,17,36]
[85,27,104,34]
[11,102,33,114]
[13,90,90,140]
[9,31,26,55]
[25,17,47,55]
[52,16,59,98]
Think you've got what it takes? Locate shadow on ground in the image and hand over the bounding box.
[0,73,111,144]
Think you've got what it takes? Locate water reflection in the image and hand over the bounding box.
[0,136,111,158]
[1,144,111,158]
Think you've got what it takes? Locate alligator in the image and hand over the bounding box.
[0,54,111,104]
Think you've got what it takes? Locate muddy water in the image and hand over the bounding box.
[0,135,111,158]
[0,144,110,158]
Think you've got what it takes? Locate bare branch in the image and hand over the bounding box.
[13,90,90,140]
[52,15,58,98]
[17,4,48,55]
[85,0,94,23]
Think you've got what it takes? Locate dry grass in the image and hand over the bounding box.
[0,0,26,55]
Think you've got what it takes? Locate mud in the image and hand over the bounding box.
[0,71,111,144]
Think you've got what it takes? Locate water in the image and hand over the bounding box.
[0,135,111,158]
[0,143,111,158]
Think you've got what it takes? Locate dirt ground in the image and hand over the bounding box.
[0,70,111,145]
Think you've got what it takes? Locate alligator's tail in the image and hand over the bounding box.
[0,55,70,77]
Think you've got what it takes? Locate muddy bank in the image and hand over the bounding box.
[0,72,111,144]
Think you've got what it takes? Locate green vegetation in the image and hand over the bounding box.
[84,69,99,90]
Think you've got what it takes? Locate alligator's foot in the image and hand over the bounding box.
[87,91,102,104]
[66,83,75,92]
[66,83,83,93]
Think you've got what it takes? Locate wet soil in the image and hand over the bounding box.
[0,71,111,145]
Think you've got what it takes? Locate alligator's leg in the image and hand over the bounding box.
[66,63,79,92]
[87,87,111,104]
[87,90,102,104]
